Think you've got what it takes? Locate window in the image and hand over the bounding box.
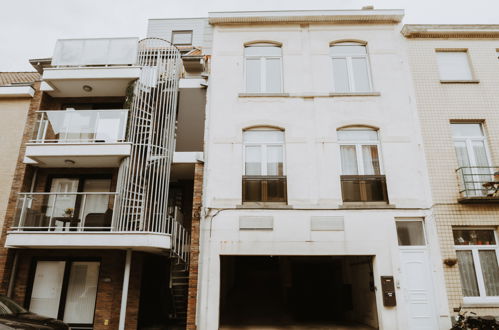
[244,44,282,93]
[338,127,387,202]
[452,123,493,197]
[436,51,473,81]
[171,30,193,46]
[29,260,100,327]
[330,42,372,93]
[242,128,286,203]
[396,220,426,246]
[453,229,499,302]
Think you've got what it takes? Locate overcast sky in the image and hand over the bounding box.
[1,0,498,71]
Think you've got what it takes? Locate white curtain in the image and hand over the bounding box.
[479,251,499,296]
[340,145,358,175]
[456,251,480,297]
[267,145,283,176]
[245,146,262,175]
[332,58,349,92]
[63,262,100,324]
[362,145,380,175]
[30,261,66,318]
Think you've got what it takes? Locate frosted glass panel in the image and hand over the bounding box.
[244,130,283,143]
[267,145,283,176]
[452,124,483,137]
[30,261,66,318]
[362,145,380,175]
[437,52,473,81]
[352,57,370,92]
[245,46,281,57]
[63,262,100,324]
[479,250,499,296]
[456,251,480,297]
[338,129,378,141]
[332,58,349,92]
[245,146,262,175]
[340,145,358,175]
[330,45,366,55]
[397,221,426,246]
[266,58,282,93]
[245,58,261,93]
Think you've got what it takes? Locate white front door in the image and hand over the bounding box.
[400,249,438,330]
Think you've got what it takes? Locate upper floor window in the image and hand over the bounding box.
[338,127,381,175]
[338,127,387,203]
[330,42,372,93]
[242,128,286,203]
[452,123,493,198]
[436,50,473,81]
[172,30,193,46]
[244,44,282,93]
[454,229,499,302]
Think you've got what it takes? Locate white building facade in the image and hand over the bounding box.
[197,9,451,330]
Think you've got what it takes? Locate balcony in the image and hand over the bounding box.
[24,110,131,167]
[341,175,388,203]
[242,176,287,204]
[456,167,499,203]
[42,38,141,97]
[6,192,189,257]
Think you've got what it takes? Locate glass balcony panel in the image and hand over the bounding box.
[242,176,286,203]
[52,38,138,66]
[13,193,116,231]
[341,175,388,203]
[243,180,262,202]
[32,110,128,143]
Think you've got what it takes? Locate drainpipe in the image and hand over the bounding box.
[119,249,132,330]
[6,251,18,298]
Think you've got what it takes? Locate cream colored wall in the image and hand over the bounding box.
[406,39,499,315]
[0,99,30,229]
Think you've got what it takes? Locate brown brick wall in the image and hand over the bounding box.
[186,162,203,330]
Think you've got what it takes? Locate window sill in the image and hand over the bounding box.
[238,93,290,97]
[339,202,395,209]
[237,202,292,209]
[238,92,381,98]
[462,301,499,308]
[440,80,480,84]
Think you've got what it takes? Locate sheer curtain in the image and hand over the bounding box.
[456,251,480,296]
[479,251,499,296]
[30,261,66,318]
[267,145,283,176]
[340,146,358,175]
[63,262,100,324]
[362,145,380,175]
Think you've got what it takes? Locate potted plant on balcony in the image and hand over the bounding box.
[64,208,74,218]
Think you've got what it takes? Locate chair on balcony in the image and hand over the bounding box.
[83,209,113,231]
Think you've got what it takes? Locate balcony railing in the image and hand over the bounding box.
[341,175,388,203]
[31,110,128,144]
[456,167,499,202]
[52,38,139,67]
[242,176,287,203]
[13,192,118,231]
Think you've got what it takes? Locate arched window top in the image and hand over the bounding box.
[244,42,282,57]
[337,126,378,142]
[330,41,367,56]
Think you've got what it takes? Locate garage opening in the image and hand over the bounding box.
[220,256,379,329]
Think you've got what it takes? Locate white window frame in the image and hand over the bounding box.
[171,30,193,46]
[436,50,474,81]
[452,123,492,168]
[396,218,428,249]
[243,129,285,176]
[454,228,499,304]
[244,44,283,93]
[338,129,383,175]
[330,42,373,93]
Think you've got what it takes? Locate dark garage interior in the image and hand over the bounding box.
[219,256,379,329]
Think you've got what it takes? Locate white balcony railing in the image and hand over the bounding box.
[51,37,139,67]
[31,110,128,144]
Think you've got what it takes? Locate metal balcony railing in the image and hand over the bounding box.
[242,176,287,203]
[341,175,388,203]
[456,167,499,200]
[31,110,128,144]
[51,38,139,67]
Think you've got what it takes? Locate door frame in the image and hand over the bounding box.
[25,256,101,328]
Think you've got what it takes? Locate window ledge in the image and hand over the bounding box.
[463,302,499,308]
[238,93,290,97]
[340,202,395,209]
[440,80,480,84]
[237,203,292,209]
[238,92,381,98]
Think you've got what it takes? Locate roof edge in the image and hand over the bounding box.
[208,9,404,25]
[402,24,499,38]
